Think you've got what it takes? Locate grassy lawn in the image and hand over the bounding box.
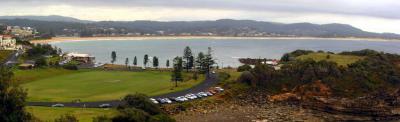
[13,68,87,84]
[296,53,365,66]
[27,106,117,122]
[0,50,14,63]
[20,70,204,102]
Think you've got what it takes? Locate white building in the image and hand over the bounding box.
[0,35,17,50]
[62,52,95,64]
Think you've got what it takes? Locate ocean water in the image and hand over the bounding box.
[50,38,400,67]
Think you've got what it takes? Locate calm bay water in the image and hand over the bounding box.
[50,38,400,67]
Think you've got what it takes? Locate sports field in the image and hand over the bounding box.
[20,69,204,102]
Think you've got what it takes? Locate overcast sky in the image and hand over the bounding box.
[1,0,399,34]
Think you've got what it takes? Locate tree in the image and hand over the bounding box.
[196,52,205,73]
[0,66,32,121]
[203,47,215,74]
[125,58,129,68]
[111,51,117,64]
[144,54,149,67]
[171,57,183,87]
[237,64,252,72]
[188,56,194,71]
[112,93,175,122]
[119,93,162,115]
[183,46,193,72]
[153,56,159,69]
[35,56,48,67]
[166,60,170,68]
[133,56,138,66]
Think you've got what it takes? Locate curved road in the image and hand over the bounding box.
[27,73,219,108]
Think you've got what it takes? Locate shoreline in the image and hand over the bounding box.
[30,36,400,43]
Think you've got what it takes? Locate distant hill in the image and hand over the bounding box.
[0,16,399,39]
[0,15,93,23]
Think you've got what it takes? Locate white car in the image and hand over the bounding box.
[215,87,224,92]
[149,98,159,104]
[197,92,208,97]
[163,98,172,104]
[174,97,185,102]
[185,94,197,100]
[99,104,112,108]
[51,104,64,107]
[206,92,213,96]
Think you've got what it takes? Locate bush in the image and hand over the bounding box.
[54,114,78,122]
[237,71,255,86]
[237,64,252,72]
[35,57,48,67]
[192,72,198,80]
[63,61,79,70]
[112,108,149,122]
[149,114,176,122]
[119,93,162,115]
[93,115,111,122]
[218,72,231,82]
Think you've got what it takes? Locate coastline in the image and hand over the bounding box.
[30,36,400,44]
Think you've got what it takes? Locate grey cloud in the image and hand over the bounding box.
[3,0,400,19]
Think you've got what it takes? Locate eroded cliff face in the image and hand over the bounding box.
[269,80,400,120]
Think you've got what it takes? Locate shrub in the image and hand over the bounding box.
[93,115,111,122]
[112,108,149,122]
[63,61,79,70]
[54,114,78,122]
[34,57,48,67]
[119,93,161,115]
[149,114,176,122]
[237,64,252,72]
[237,71,255,86]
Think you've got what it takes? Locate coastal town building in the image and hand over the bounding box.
[5,26,36,37]
[0,35,17,50]
[62,52,95,64]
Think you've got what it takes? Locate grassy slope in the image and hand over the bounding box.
[27,106,116,122]
[0,50,13,63]
[20,70,204,102]
[13,68,86,84]
[296,53,365,66]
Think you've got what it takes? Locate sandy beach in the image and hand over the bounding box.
[30,36,400,44]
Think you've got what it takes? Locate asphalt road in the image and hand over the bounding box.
[27,73,219,108]
[2,50,20,66]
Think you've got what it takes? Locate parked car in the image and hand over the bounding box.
[198,92,208,97]
[157,98,166,104]
[150,98,159,104]
[51,104,64,107]
[164,98,172,104]
[175,96,189,102]
[185,94,197,100]
[169,97,177,101]
[206,91,213,96]
[209,90,218,94]
[196,93,203,98]
[215,87,224,92]
[99,104,112,108]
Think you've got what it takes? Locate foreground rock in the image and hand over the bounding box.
[269,80,400,121]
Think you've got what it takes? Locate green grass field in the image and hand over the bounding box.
[27,106,117,122]
[0,50,14,63]
[296,53,365,66]
[19,69,204,102]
